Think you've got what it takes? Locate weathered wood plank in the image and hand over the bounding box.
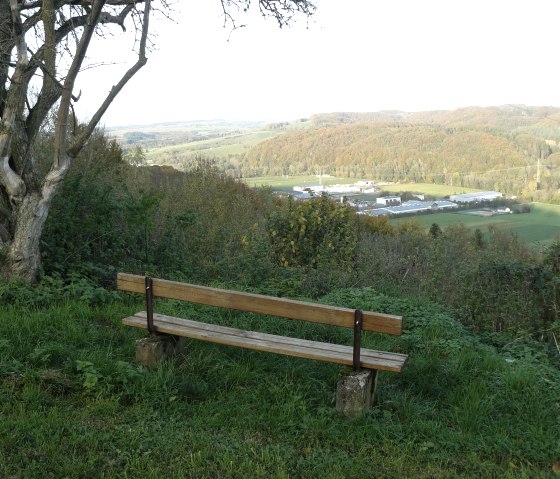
[123,312,408,372]
[132,311,407,363]
[117,273,403,335]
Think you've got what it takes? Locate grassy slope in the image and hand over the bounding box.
[1,290,559,478]
[146,130,281,160]
[391,203,560,247]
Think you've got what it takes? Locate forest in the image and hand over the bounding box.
[240,107,560,202]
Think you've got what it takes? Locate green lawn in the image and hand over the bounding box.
[391,202,560,247]
[243,178,483,197]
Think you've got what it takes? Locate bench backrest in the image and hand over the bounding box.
[117,273,403,335]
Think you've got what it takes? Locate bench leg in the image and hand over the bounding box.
[335,368,377,417]
[135,335,183,368]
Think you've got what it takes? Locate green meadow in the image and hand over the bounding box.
[242,175,360,191]
[244,178,483,196]
[391,203,560,247]
[146,130,280,160]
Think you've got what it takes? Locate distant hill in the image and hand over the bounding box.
[310,105,560,143]
[240,106,560,199]
[106,119,269,150]
[109,106,560,201]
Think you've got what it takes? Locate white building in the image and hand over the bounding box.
[363,200,458,217]
[292,185,325,194]
[376,196,401,206]
[324,185,361,194]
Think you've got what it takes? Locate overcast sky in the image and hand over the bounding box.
[74,0,560,127]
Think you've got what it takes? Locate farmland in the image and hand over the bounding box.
[145,129,280,161]
[242,175,360,191]
[240,176,560,247]
[391,202,560,247]
[243,178,482,197]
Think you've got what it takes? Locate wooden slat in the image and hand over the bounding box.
[123,312,408,373]
[117,273,403,335]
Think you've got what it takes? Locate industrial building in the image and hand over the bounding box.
[448,191,502,203]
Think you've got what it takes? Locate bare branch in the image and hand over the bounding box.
[220,0,316,29]
[52,0,108,171]
[68,0,151,157]
[21,1,145,10]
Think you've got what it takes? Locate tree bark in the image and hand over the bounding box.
[6,191,50,281]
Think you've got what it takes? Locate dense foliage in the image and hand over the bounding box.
[265,195,357,269]
[36,130,560,342]
[240,122,560,201]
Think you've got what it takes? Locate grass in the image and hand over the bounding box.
[1,288,559,478]
[145,130,281,160]
[242,176,360,191]
[243,178,485,197]
[377,182,481,197]
[391,202,560,247]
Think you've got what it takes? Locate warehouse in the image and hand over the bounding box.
[448,191,502,203]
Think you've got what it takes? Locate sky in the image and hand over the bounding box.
[74,0,560,127]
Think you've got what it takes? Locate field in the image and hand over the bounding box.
[391,202,560,247]
[242,175,360,191]
[145,130,281,160]
[378,182,481,197]
[243,178,484,196]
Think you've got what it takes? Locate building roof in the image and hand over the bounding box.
[449,191,502,201]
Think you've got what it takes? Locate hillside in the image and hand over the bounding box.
[241,120,560,196]
[2,288,559,478]
[110,106,560,201]
[234,106,560,200]
[407,105,560,143]
[310,105,560,144]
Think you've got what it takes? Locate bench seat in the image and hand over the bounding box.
[123,311,408,373]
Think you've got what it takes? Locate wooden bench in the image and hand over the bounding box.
[117,273,408,414]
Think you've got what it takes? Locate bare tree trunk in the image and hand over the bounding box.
[7,192,49,281]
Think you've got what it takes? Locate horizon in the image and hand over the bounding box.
[104,103,560,130]
[73,0,560,128]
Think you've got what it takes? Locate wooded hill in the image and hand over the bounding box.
[238,105,560,201]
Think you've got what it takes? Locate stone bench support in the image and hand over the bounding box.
[336,368,378,417]
[135,335,183,368]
